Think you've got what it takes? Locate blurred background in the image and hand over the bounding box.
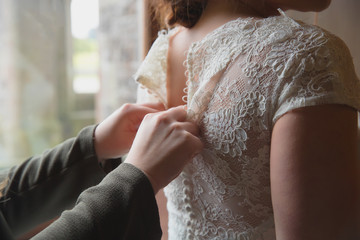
[0,0,142,167]
[0,0,359,169]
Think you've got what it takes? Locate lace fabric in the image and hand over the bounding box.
[134,11,360,240]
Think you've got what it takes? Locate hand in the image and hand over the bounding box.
[94,103,165,161]
[125,106,203,193]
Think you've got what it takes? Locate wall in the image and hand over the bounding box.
[0,0,73,166]
[97,0,142,121]
[287,0,360,76]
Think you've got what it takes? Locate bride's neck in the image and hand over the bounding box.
[190,0,263,32]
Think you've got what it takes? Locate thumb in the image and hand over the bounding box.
[130,103,166,128]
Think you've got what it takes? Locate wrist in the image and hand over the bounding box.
[124,157,161,194]
[93,125,122,173]
[93,124,102,159]
[142,170,161,194]
[99,157,123,174]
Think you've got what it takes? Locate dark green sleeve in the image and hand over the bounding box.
[0,125,106,238]
[33,163,162,240]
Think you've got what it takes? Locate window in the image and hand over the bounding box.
[0,0,143,168]
[71,0,100,95]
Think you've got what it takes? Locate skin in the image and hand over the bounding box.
[125,106,203,193]
[166,0,359,238]
[94,102,166,160]
[94,103,203,193]
[266,0,332,12]
[167,0,258,107]
[19,104,201,238]
[271,105,359,239]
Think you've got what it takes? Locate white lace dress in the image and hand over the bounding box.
[134,11,360,240]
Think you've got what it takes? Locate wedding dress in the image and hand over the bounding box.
[134,10,360,240]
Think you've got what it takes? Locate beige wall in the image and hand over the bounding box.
[287,0,360,77]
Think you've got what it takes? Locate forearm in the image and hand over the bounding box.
[0,126,106,237]
[33,163,162,240]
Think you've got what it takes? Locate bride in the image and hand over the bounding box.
[135,0,360,239]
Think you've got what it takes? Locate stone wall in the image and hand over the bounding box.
[97,0,142,120]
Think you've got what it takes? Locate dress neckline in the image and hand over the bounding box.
[169,9,288,56]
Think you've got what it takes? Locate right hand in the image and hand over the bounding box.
[125,106,203,193]
[94,103,165,161]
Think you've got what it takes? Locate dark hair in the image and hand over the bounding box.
[152,0,281,29]
[152,0,208,28]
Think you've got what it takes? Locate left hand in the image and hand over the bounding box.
[94,102,165,161]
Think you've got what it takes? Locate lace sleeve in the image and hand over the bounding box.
[271,32,360,124]
[133,30,173,107]
[136,84,162,104]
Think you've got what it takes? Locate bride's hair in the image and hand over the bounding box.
[152,0,278,28]
[152,0,208,28]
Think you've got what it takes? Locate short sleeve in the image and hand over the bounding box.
[133,30,175,107]
[271,32,360,124]
[136,84,162,104]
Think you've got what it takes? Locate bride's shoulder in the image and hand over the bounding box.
[167,27,195,60]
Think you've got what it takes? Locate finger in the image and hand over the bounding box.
[139,102,166,111]
[120,104,165,132]
[131,104,166,122]
[166,106,188,122]
[173,121,200,136]
[185,133,204,159]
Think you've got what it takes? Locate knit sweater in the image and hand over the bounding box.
[0,126,161,239]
